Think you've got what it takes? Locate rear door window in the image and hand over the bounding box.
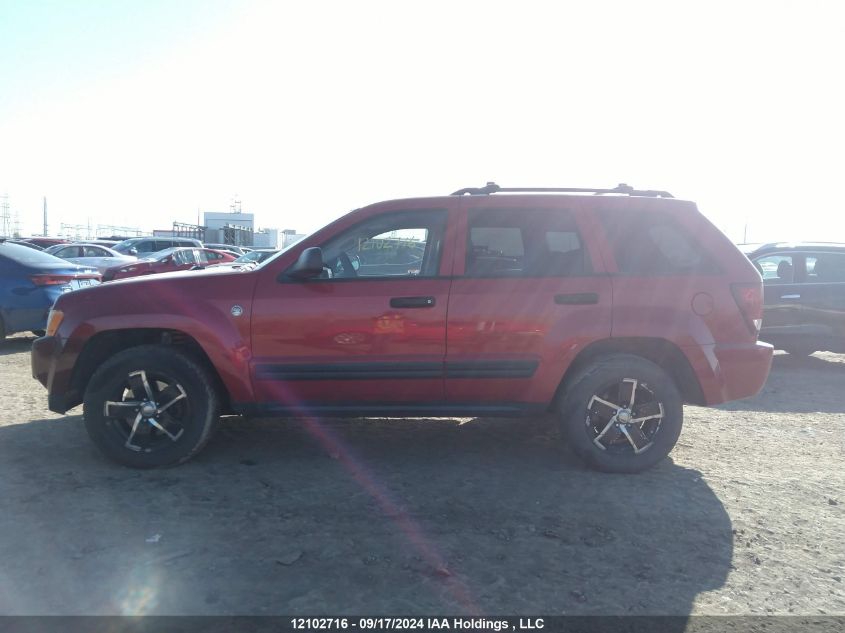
[806,253,845,282]
[465,208,589,277]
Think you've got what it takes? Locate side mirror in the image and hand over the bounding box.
[287,247,324,280]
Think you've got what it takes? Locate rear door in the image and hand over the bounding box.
[444,197,612,410]
[801,252,845,348]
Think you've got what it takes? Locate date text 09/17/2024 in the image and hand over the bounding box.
[290,618,545,631]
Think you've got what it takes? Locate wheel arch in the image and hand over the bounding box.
[70,328,233,413]
[554,337,706,407]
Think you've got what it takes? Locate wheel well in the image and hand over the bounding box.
[70,329,231,412]
[554,337,706,407]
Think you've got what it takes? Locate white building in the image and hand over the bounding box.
[203,211,254,245]
[253,228,306,249]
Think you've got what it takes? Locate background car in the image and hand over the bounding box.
[0,239,100,338]
[745,242,845,355]
[19,237,69,249]
[102,247,235,281]
[112,237,203,258]
[45,243,136,274]
[8,240,45,251]
[84,239,120,248]
[203,243,245,256]
[208,248,278,269]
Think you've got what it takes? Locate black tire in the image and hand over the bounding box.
[83,345,220,468]
[558,354,683,474]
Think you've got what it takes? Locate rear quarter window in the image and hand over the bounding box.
[597,209,718,274]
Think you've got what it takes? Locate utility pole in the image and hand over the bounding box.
[43,196,48,236]
[0,194,10,237]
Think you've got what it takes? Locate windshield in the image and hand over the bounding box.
[112,238,141,254]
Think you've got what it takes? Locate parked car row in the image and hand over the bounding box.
[2,235,276,338]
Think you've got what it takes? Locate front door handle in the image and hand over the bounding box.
[781,294,801,300]
[390,296,436,308]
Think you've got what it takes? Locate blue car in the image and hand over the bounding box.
[0,239,100,338]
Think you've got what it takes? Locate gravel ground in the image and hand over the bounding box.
[0,335,842,616]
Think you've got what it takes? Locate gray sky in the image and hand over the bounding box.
[1,0,843,243]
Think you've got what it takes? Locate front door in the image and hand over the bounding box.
[250,208,454,413]
[754,252,807,340]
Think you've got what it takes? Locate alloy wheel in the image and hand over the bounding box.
[103,369,190,452]
[585,378,665,455]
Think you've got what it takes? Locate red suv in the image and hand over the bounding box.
[31,183,772,473]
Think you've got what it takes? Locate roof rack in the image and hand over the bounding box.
[451,182,674,198]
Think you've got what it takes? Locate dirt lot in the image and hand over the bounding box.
[0,335,843,616]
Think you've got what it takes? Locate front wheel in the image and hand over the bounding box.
[83,345,220,468]
[558,354,683,473]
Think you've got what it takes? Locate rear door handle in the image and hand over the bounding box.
[390,296,436,308]
[780,294,801,299]
[554,292,599,305]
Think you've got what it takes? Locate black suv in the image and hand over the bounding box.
[744,242,845,355]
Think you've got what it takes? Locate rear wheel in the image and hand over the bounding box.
[558,354,683,473]
[83,345,220,468]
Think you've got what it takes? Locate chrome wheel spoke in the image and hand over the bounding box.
[147,417,184,442]
[124,413,143,451]
[128,370,155,402]
[156,384,187,414]
[632,402,664,425]
[588,395,621,415]
[593,416,623,449]
[104,400,143,418]
[619,424,652,454]
[619,378,638,408]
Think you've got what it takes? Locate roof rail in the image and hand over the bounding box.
[451,182,674,198]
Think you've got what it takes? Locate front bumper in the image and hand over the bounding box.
[31,335,76,413]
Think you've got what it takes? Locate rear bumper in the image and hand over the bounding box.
[690,341,773,406]
[31,335,76,414]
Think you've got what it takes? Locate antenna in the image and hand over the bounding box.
[43,196,48,236]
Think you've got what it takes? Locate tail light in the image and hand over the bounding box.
[30,274,75,286]
[731,282,764,336]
